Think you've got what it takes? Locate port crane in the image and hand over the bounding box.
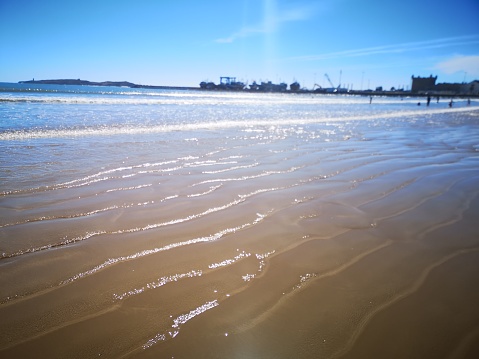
[324,72,347,93]
[322,73,339,92]
[324,73,335,89]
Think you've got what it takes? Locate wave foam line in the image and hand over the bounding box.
[1,107,477,141]
[1,184,278,260]
[60,213,266,285]
[1,231,107,260]
[105,183,152,193]
[117,198,248,234]
[209,250,252,269]
[115,186,281,235]
[0,195,179,257]
[0,204,123,229]
[0,192,177,230]
[193,166,303,186]
[202,162,259,174]
[186,160,237,168]
[113,249,262,306]
[187,184,223,198]
[0,92,286,105]
[113,269,203,301]
[143,300,219,349]
[1,160,178,196]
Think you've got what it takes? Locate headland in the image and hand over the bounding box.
[18,78,198,91]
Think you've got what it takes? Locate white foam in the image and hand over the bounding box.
[1,106,477,141]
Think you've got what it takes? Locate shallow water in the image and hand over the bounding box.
[1,83,479,358]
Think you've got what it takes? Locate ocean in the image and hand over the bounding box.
[1,82,479,358]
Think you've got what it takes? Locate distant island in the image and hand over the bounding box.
[18,78,197,90]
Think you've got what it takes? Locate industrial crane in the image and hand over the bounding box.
[324,72,347,93]
[324,73,335,88]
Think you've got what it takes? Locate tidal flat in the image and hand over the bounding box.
[1,85,479,358]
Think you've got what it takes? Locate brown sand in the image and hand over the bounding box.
[1,111,479,358]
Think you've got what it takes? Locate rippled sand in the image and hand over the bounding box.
[1,109,479,358]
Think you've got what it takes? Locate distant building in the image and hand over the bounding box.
[434,80,479,95]
[411,75,479,95]
[435,82,463,94]
[411,75,437,93]
[290,82,300,92]
[464,80,479,95]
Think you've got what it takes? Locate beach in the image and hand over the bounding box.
[1,84,479,358]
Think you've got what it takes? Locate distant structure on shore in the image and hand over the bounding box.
[200,77,301,93]
[411,75,479,95]
[411,75,437,92]
[201,75,478,96]
[18,75,479,97]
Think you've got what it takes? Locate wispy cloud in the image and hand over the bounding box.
[434,55,479,76]
[287,35,479,61]
[215,3,313,44]
[215,25,265,44]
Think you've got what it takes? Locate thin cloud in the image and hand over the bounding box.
[216,25,265,44]
[287,35,479,61]
[434,55,479,77]
[215,4,313,44]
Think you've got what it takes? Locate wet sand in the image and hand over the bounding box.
[1,109,479,358]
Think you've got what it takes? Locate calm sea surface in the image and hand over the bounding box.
[1,82,479,358]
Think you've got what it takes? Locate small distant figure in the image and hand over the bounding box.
[369,96,372,104]
[449,100,453,108]
[427,95,431,106]
[467,98,471,106]
[417,102,421,106]
[436,96,440,103]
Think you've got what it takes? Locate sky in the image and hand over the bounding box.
[1,0,478,90]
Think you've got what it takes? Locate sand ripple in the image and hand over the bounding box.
[1,107,479,358]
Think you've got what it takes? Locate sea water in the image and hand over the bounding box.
[0,82,474,194]
[1,82,479,358]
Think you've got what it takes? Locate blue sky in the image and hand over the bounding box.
[1,0,478,90]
